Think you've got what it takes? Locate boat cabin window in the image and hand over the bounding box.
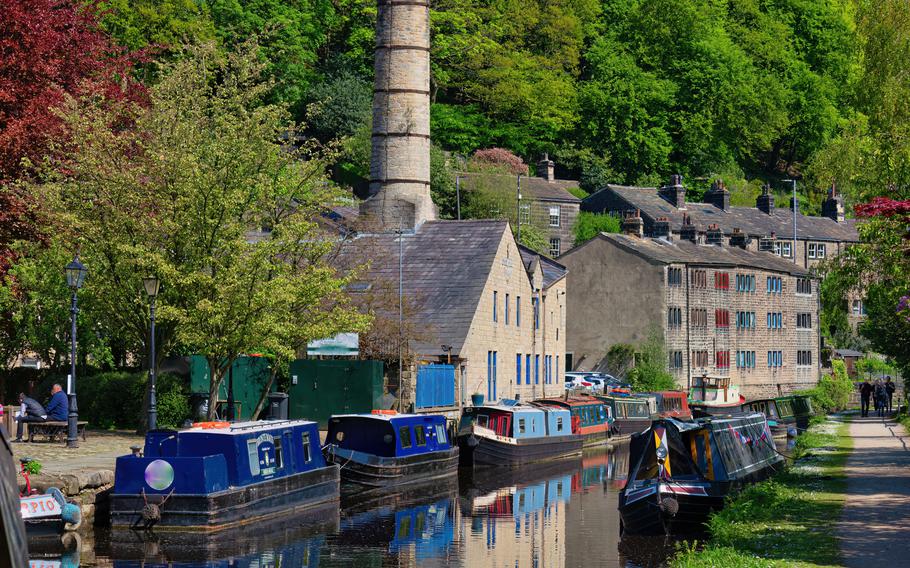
[477,414,489,428]
[399,426,413,448]
[335,431,345,442]
[415,425,427,446]
[435,424,447,444]
[274,437,284,469]
[247,439,260,476]
[557,416,564,430]
[302,432,312,463]
[519,418,526,434]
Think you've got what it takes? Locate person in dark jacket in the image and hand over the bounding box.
[14,384,68,442]
[874,380,888,418]
[45,384,68,421]
[14,393,46,442]
[885,377,896,413]
[860,380,873,417]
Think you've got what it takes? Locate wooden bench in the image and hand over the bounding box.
[27,421,88,443]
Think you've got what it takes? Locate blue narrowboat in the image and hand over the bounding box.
[324,413,459,489]
[532,396,613,448]
[457,402,583,467]
[110,420,339,531]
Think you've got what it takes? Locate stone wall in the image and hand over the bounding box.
[529,200,580,255]
[664,264,820,398]
[561,238,665,372]
[459,230,566,404]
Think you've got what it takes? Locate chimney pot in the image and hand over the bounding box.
[622,209,644,238]
[706,178,730,211]
[822,182,845,222]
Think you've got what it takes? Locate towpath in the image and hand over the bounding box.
[838,415,910,566]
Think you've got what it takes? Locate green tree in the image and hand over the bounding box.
[573,212,621,247]
[28,42,369,418]
[626,327,678,392]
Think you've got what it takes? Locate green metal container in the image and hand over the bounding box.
[189,355,274,421]
[287,359,385,427]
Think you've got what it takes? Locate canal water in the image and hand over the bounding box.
[28,443,689,568]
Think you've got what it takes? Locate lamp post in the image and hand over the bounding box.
[143,277,160,431]
[64,256,87,449]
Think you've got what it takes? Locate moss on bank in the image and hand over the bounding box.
[672,416,852,568]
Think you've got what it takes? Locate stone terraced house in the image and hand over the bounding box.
[560,215,820,399]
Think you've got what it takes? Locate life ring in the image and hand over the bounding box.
[192,421,230,429]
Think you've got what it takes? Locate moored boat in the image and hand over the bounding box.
[111,420,339,531]
[323,412,459,490]
[592,393,653,440]
[688,375,745,416]
[648,391,693,420]
[741,398,791,438]
[532,396,613,448]
[619,412,783,535]
[457,402,582,467]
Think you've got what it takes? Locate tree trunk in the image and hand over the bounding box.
[251,364,278,421]
[206,357,229,420]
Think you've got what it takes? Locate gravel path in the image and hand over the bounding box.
[838,415,910,566]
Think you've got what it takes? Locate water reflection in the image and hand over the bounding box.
[42,443,684,567]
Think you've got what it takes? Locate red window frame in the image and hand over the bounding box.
[714,272,729,290]
[715,350,730,369]
[715,309,730,328]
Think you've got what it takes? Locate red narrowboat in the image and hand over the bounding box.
[649,391,693,420]
[532,397,614,449]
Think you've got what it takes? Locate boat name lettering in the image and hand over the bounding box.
[256,433,274,445]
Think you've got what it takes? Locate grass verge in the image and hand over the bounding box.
[671,415,852,568]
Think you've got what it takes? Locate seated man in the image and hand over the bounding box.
[45,384,69,422]
[14,392,47,442]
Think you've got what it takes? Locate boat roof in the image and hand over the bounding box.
[183,419,316,436]
[534,397,604,407]
[329,413,443,422]
[475,403,568,415]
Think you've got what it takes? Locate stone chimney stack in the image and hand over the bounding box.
[756,183,775,214]
[705,179,730,211]
[658,174,687,209]
[706,223,724,245]
[622,209,644,238]
[680,213,699,243]
[361,0,436,230]
[538,153,555,182]
[730,227,750,249]
[822,183,845,223]
[653,216,671,239]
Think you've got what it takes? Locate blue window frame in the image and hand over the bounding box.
[487,351,498,400]
[526,354,531,384]
[534,355,540,385]
[556,355,559,383]
[533,297,540,329]
[516,353,521,385]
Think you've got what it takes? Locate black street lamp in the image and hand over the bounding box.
[143,276,161,431]
[64,256,87,449]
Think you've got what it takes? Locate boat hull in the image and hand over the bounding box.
[326,446,459,489]
[461,432,583,467]
[619,482,727,535]
[578,426,612,449]
[610,418,652,440]
[110,464,339,531]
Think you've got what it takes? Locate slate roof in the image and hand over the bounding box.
[458,172,581,203]
[334,220,510,356]
[518,245,568,289]
[587,233,814,277]
[834,348,865,358]
[586,185,858,243]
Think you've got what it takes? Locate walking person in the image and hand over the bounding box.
[874,380,887,418]
[860,379,873,417]
[885,377,896,414]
